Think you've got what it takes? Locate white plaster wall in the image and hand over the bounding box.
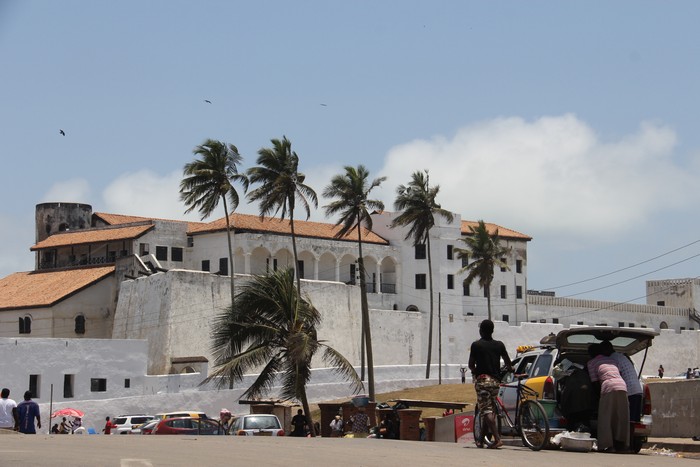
[527,294,695,331]
[0,337,147,404]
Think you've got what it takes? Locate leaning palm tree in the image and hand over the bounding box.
[204,268,363,436]
[455,220,511,320]
[180,139,248,301]
[392,170,453,379]
[323,165,386,402]
[247,136,318,296]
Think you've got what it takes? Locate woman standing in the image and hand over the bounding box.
[587,343,629,453]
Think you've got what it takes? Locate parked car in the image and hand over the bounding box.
[154,411,209,420]
[111,414,156,435]
[138,419,160,435]
[497,327,658,453]
[230,414,285,436]
[152,417,224,435]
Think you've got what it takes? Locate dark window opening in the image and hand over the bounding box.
[139,243,149,256]
[29,375,40,399]
[500,258,507,272]
[552,318,559,324]
[19,316,31,334]
[75,315,86,334]
[484,287,489,298]
[124,378,131,388]
[298,260,304,279]
[90,378,107,392]
[516,286,523,299]
[461,255,468,268]
[415,244,426,260]
[349,264,356,285]
[618,322,625,328]
[502,314,509,323]
[155,246,168,261]
[447,274,454,290]
[187,236,194,247]
[657,301,665,306]
[201,260,210,272]
[577,321,584,325]
[447,245,453,260]
[463,282,470,296]
[516,259,522,273]
[219,258,228,276]
[415,274,427,290]
[171,247,183,262]
[63,374,74,398]
[500,285,506,299]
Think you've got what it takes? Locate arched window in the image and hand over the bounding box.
[75,315,86,334]
[19,316,31,334]
[659,321,668,330]
[406,305,419,312]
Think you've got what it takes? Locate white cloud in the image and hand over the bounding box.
[40,178,92,203]
[101,170,202,221]
[377,114,690,242]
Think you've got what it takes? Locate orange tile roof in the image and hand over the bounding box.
[31,224,154,251]
[0,266,115,311]
[93,212,205,232]
[461,220,532,241]
[189,213,389,245]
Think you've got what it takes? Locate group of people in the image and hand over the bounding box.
[468,319,641,453]
[0,388,41,434]
[51,416,83,434]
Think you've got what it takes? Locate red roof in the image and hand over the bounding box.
[0,266,115,310]
[31,224,154,251]
[461,220,531,241]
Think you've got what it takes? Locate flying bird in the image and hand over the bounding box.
[204,99,212,104]
[320,103,327,107]
[59,129,66,136]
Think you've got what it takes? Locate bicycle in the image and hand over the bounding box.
[473,373,550,451]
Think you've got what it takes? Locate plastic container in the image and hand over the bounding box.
[560,435,595,452]
[538,399,557,418]
[351,395,370,407]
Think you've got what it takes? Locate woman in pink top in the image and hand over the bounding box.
[587,343,629,453]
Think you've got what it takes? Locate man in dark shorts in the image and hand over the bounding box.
[468,319,513,449]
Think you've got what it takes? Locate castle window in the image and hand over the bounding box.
[75,315,86,334]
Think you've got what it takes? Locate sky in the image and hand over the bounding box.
[2,1,700,304]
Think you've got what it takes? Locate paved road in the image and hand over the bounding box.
[0,434,698,467]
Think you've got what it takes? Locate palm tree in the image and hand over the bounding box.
[455,220,511,321]
[392,170,453,379]
[204,268,363,435]
[323,165,386,402]
[180,139,248,301]
[247,136,318,296]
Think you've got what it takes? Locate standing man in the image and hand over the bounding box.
[291,409,306,437]
[0,388,18,431]
[16,391,41,434]
[468,319,513,450]
[602,340,643,423]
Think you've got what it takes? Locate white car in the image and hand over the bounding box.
[230,414,285,436]
[111,414,155,435]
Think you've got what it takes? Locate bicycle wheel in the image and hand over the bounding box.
[518,400,550,451]
[474,405,498,448]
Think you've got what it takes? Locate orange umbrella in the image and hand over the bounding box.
[51,408,84,418]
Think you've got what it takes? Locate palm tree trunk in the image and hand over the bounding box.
[425,235,434,379]
[300,388,315,437]
[289,211,302,298]
[222,197,235,303]
[357,226,375,401]
[486,281,492,321]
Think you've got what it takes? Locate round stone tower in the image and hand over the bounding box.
[35,202,93,243]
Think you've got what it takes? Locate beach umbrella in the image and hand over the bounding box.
[51,408,85,418]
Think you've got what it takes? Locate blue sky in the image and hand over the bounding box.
[2,1,700,304]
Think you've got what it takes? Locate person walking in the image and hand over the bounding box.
[102,416,112,435]
[468,319,513,449]
[0,388,18,431]
[16,391,41,434]
[658,365,664,378]
[350,407,370,438]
